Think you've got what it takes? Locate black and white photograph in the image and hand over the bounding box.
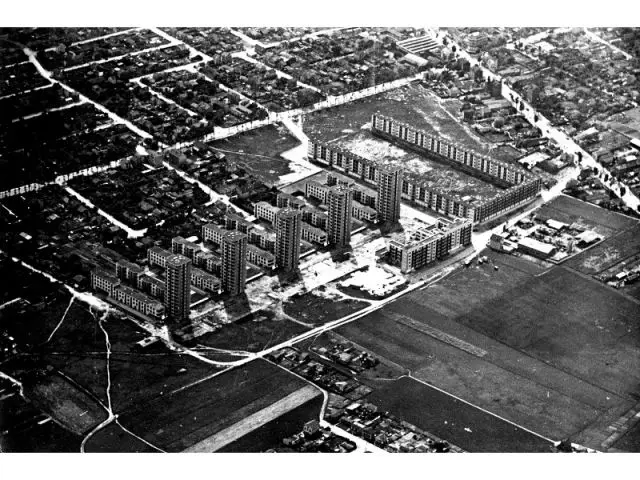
[1,1,639,475]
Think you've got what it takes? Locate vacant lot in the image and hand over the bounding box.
[49,311,217,412]
[565,224,640,275]
[284,291,369,326]
[447,266,640,398]
[88,359,321,452]
[338,299,619,441]
[218,391,323,452]
[536,195,638,237]
[334,130,502,202]
[0,286,78,349]
[82,422,158,453]
[208,124,300,185]
[0,388,82,452]
[5,303,221,414]
[304,83,519,161]
[339,242,640,449]
[24,373,107,435]
[418,251,542,318]
[196,313,309,352]
[612,421,640,452]
[368,376,552,452]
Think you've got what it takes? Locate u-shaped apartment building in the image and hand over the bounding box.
[307,113,542,224]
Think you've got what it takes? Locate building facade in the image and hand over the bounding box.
[327,186,353,248]
[202,223,227,248]
[92,269,164,319]
[307,114,543,224]
[222,231,248,296]
[247,244,277,270]
[191,267,222,294]
[172,236,202,260]
[276,192,306,210]
[275,208,302,272]
[388,218,473,273]
[301,222,328,246]
[115,259,144,284]
[91,269,121,297]
[249,228,277,253]
[148,246,172,268]
[254,201,280,224]
[164,253,192,323]
[352,200,378,223]
[112,284,165,318]
[377,166,403,223]
[301,208,328,230]
[225,213,255,234]
[305,180,331,204]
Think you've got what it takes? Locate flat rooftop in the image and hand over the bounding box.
[331,131,502,204]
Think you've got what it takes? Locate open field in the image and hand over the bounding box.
[338,242,640,449]
[565,224,640,275]
[81,422,158,453]
[0,290,77,349]
[283,290,370,326]
[40,309,218,412]
[612,421,640,452]
[536,194,638,237]
[0,386,81,452]
[23,373,107,435]
[218,391,323,452]
[87,359,320,452]
[186,384,321,452]
[621,281,640,302]
[304,83,520,162]
[443,266,640,398]
[338,297,623,442]
[333,130,502,202]
[196,313,309,352]
[2,294,221,416]
[208,124,301,185]
[368,376,552,452]
[421,255,640,401]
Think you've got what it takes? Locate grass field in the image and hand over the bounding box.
[196,312,310,352]
[445,266,640,398]
[185,385,321,452]
[304,83,520,162]
[368,376,552,452]
[82,422,157,453]
[333,130,501,201]
[0,388,82,452]
[612,421,640,452]
[536,195,638,237]
[24,373,107,435]
[38,307,218,413]
[88,359,320,452]
[338,239,640,450]
[218,392,324,452]
[565,224,640,275]
[0,287,77,349]
[283,291,369,326]
[208,124,300,185]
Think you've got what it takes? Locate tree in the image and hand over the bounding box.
[565,178,579,191]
